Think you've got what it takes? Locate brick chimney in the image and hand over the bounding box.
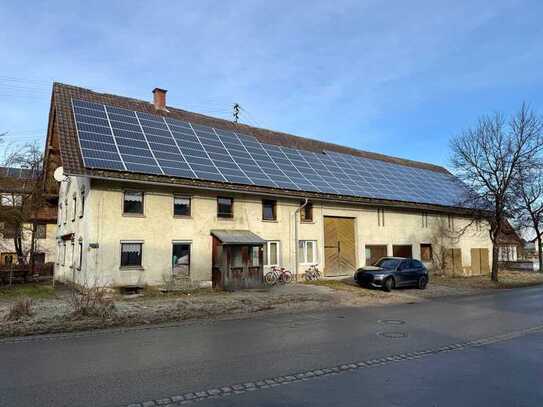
[152,88,167,110]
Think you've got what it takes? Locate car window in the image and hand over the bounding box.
[398,261,410,271]
[377,258,402,270]
[411,259,423,269]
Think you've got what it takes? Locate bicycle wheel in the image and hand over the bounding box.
[281,271,293,284]
[264,271,277,285]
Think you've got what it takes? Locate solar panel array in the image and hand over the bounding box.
[71,99,468,207]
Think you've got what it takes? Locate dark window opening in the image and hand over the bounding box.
[393,245,413,258]
[300,201,313,222]
[121,242,142,267]
[262,200,276,221]
[33,252,45,265]
[78,241,83,270]
[124,191,144,214]
[174,196,191,216]
[365,245,388,266]
[217,197,233,218]
[72,195,77,221]
[80,190,85,218]
[172,243,190,277]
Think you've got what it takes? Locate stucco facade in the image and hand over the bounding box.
[54,175,493,288]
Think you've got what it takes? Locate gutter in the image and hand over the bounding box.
[293,198,309,276]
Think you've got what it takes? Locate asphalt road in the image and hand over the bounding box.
[1,286,543,407]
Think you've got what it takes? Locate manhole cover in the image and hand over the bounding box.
[377,331,408,339]
[378,319,406,325]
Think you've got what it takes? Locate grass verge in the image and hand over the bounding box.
[432,271,543,289]
[0,283,56,300]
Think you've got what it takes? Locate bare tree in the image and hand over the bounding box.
[0,142,46,280]
[450,104,543,281]
[514,165,543,272]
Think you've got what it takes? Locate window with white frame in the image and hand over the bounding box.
[298,240,318,264]
[264,241,281,266]
[121,242,143,268]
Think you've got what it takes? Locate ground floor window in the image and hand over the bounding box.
[420,243,433,262]
[264,241,281,266]
[498,245,517,262]
[172,242,190,277]
[33,252,45,265]
[250,246,261,267]
[78,241,83,270]
[121,242,143,267]
[62,243,67,266]
[365,245,388,266]
[1,253,15,266]
[299,240,318,264]
[393,244,413,258]
[230,246,243,268]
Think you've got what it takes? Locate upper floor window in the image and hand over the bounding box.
[79,189,85,218]
[262,200,276,221]
[35,224,46,239]
[377,208,385,227]
[174,195,191,217]
[300,201,313,222]
[124,191,144,215]
[58,203,63,226]
[217,197,233,218]
[72,194,77,222]
[63,199,68,224]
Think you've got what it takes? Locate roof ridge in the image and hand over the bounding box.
[53,82,450,174]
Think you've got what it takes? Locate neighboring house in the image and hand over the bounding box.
[496,220,525,263]
[0,167,57,267]
[42,83,493,289]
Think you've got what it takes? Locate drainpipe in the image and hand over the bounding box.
[293,198,309,278]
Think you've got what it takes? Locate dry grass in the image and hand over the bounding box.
[304,278,386,298]
[5,298,33,321]
[138,285,221,300]
[432,271,543,289]
[0,283,56,300]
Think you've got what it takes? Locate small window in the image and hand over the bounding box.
[58,203,63,226]
[173,196,191,216]
[80,189,85,218]
[124,191,144,214]
[62,243,67,266]
[421,212,429,228]
[262,200,276,221]
[78,241,83,270]
[299,240,318,264]
[1,253,15,266]
[217,197,233,218]
[250,246,260,267]
[264,241,281,266]
[12,194,22,207]
[63,200,68,224]
[2,223,16,239]
[420,244,433,262]
[121,242,143,267]
[35,224,46,239]
[300,202,313,222]
[0,193,10,206]
[377,208,385,227]
[72,195,77,221]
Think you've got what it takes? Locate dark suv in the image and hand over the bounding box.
[354,257,429,292]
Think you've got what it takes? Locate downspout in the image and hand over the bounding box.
[293,198,309,277]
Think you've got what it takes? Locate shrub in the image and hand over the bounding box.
[68,286,116,319]
[5,298,33,321]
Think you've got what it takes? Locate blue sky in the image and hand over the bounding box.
[1,0,543,168]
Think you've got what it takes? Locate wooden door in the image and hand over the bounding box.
[445,248,462,275]
[324,217,356,276]
[365,245,388,266]
[471,248,489,275]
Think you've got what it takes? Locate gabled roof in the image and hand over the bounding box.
[48,82,471,214]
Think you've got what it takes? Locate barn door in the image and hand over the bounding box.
[471,248,489,275]
[445,248,462,275]
[324,217,356,276]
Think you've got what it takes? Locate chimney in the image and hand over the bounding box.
[152,88,167,110]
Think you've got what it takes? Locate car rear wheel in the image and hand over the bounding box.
[418,276,428,289]
[383,277,395,292]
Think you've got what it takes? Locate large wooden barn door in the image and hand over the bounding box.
[324,217,356,276]
[471,248,490,275]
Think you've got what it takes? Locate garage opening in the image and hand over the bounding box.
[392,245,412,258]
[365,245,387,266]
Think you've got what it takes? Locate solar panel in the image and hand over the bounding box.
[72,99,468,207]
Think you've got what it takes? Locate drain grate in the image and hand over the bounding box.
[377,331,408,338]
[378,319,406,325]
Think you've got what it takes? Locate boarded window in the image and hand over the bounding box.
[121,242,143,267]
[420,244,433,262]
[250,246,260,267]
[365,245,388,266]
[124,191,144,214]
[393,245,413,258]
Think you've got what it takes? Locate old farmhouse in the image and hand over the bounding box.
[42,83,493,289]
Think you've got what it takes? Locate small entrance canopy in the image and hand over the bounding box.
[211,230,266,245]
